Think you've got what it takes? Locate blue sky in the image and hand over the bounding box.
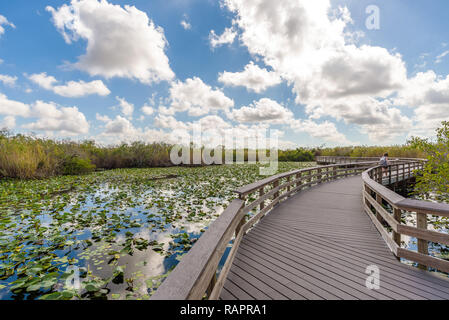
[0,0,448,148]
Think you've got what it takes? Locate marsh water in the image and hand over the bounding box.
[0,162,315,300]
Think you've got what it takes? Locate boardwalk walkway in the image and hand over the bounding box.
[220,176,449,300]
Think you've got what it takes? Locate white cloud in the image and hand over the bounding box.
[47,0,175,84]
[0,116,15,129]
[28,72,110,97]
[168,77,234,116]
[435,50,449,64]
[28,73,57,90]
[154,114,190,130]
[141,105,154,116]
[116,96,134,118]
[0,15,15,36]
[96,113,111,123]
[0,93,89,135]
[0,74,17,87]
[0,93,31,117]
[230,98,293,124]
[290,119,353,145]
[218,62,282,93]
[223,0,412,142]
[209,27,237,48]
[395,71,449,136]
[180,20,191,30]
[103,115,133,134]
[24,101,89,135]
[53,80,110,97]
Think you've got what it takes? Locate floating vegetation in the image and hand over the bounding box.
[0,162,315,300]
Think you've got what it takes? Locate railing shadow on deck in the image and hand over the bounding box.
[151,156,449,300]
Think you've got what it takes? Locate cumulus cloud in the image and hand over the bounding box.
[230,98,293,124]
[290,119,353,145]
[141,105,154,116]
[167,77,234,116]
[0,93,31,117]
[0,74,17,87]
[28,73,57,90]
[47,0,175,84]
[23,101,89,135]
[0,93,89,135]
[28,72,110,97]
[0,116,16,129]
[218,62,282,93]
[116,96,134,117]
[209,27,237,48]
[0,15,15,36]
[222,0,413,142]
[395,71,449,136]
[53,80,110,97]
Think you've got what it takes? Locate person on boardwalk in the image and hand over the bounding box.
[379,152,389,177]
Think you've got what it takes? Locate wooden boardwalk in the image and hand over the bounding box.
[220,176,449,300]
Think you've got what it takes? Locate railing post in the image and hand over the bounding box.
[317,168,322,183]
[236,194,247,235]
[388,166,392,185]
[273,180,279,200]
[417,212,428,270]
[295,172,301,188]
[206,272,217,298]
[375,193,384,223]
[259,187,265,211]
[287,176,291,193]
[393,207,401,246]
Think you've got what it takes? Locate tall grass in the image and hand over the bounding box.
[0,133,172,179]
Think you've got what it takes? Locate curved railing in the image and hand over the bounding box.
[316,155,423,165]
[362,160,449,274]
[151,160,379,300]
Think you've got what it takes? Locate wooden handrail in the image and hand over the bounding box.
[152,160,378,300]
[362,161,449,273]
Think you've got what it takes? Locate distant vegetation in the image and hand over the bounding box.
[315,145,426,159]
[0,128,433,180]
[0,131,172,179]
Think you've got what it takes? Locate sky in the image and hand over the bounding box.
[0,0,449,148]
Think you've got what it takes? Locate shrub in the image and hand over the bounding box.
[62,156,96,175]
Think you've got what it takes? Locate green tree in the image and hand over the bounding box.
[409,121,449,202]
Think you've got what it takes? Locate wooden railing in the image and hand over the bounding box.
[362,161,449,273]
[151,161,379,300]
[315,155,428,165]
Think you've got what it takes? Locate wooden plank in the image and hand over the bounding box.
[243,228,437,300]
[258,219,449,296]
